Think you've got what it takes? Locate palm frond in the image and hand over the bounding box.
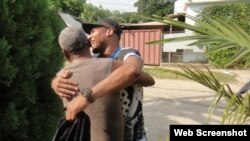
[225,48,250,67]
[164,66,250,124]
[148,35,207,44]
[207,43,237,53]
[140,15,207,34]
[140,15,250,67]
[207,89,224,123]
[187,38,226,46]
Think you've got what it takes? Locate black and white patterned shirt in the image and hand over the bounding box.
[113,47,147,141]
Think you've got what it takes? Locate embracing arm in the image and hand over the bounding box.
[51,71,78,98]
[65,56,143,120]
[135,71,155,87]
[111,60,155,87]
[91,56,143,99]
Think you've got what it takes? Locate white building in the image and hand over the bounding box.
[163,0,245,63]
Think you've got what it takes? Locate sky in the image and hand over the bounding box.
[86,0,137,12]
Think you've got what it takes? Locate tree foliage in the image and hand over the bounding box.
[49,0,86,17]
[198,3,250,68]
[0,0,65,140]
[109,11,140,23]
[134,0,176,19]
[80,3,140,23]
[49,0,141,23]
[79,0,177,23]
[80,3,111,22]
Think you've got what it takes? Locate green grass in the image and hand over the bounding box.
[144,67,186,80]
[211,71,237,83]
[144,67,238,83]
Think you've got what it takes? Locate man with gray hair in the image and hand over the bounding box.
[57,26,124,141]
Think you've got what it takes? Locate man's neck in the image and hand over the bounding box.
[70,54,92,63]
[101,42,119,58]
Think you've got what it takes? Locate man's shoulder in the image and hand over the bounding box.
[62,58,112,70]
[120,47,140,54]
[116,47,141,60]
[94,58,112,62]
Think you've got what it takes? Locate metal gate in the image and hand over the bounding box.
[120,29,162,66]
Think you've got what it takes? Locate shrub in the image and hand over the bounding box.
[0,0,65,140]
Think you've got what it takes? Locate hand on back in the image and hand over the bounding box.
[51,70,79,98]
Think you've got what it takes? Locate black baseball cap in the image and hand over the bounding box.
[82,19,123,39]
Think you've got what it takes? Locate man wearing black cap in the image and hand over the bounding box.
[52,19,155,141]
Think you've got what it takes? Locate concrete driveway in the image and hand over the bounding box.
[143,76,247,141]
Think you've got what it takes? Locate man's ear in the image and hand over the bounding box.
[62,49,70,61]
[106,28,114,37]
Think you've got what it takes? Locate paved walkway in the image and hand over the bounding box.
[143,69,250,141]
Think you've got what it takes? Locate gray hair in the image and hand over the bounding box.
[59,26,90,54]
